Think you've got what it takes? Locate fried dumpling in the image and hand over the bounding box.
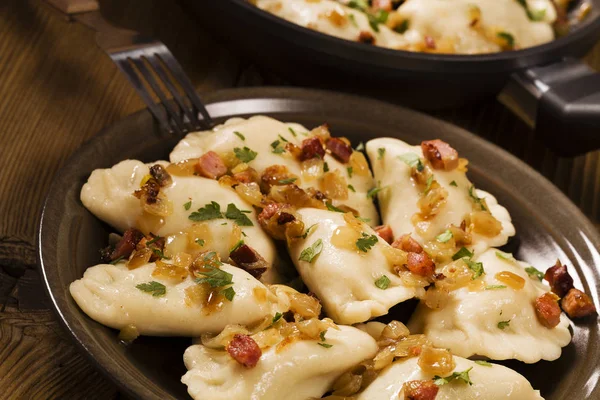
[357,355,543,400]
[169,116,379,225]
[181,324,378,400]
[408,248,571,363]
[70,262,278,337]
[366,138,515,262]
[287,208,426,325]
[80,159,285,283]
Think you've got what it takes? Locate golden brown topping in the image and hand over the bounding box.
[127,247,153,269]
[289,291,322,319]
[195,151,228,179]
[418,346,455,375]
[402,380,439,400]
[108,228,145,262]
[326,137,353,163]
[417,185,448,217]
[149,164,172,187]
[421,140,459,171]
[232,167,260,184]
[326,9,347,27]
[358,31,375,44]
[424,286,450,309]
[260,165,297,192]
[166,159,197,176]
[258,202,298,240]
[535,292,562,328]
[118,324,140,343]
[269,184,326,209]
[320,170,349,200]
[495,271,525,290]
[374,225,394,244]
[227,334,262,368]
[152,260,188,282]
[229,244,268,280]
[469,211,502,237]
[392,234,424,253]
[406,252,436,278]
[299,136,326,161]
[561,288,597,319]
[545,260,574,297]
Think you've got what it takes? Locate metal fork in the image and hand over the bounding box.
[46,0,213,135]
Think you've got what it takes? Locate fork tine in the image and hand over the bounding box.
[157,50,213,130]
[144,54,201,132]
[130,57,186,134]
[113,56,177,135]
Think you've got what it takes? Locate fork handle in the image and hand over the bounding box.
[46,0,99,15]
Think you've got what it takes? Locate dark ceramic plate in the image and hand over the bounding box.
[38,87,600,400]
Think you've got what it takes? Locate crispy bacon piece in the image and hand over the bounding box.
[420,140,459,171]
[110,228,145,261]
[233,167,259,184]
[195,151,227,179]
[392,234,424,254]
[402,380,439,400]
[299,137,325,161]
[358,31,375,45]
[326,138,353,163]
[535,292,562,328]
[149,164,172,187]
[406,252,435,278]
[258,203,296,240]
[134,178,160,204]
[562,288,597,319]
[372,0,392,11]
[226,334,262,368]
[545,261,574,297]
[374,225,394,244]
[229,244,268,280]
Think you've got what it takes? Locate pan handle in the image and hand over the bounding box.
[498,58,600,157]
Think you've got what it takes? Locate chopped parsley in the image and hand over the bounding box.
[298,223,318,239]
[278,177,297,185]
[355,142,365,152]
[319,330,328,342]
[272,312,283,325]
[497,32,515,48]
[229,239,245,253]
[375,275,391,290]
[222,287,235,301]
[495,251,514,261]
[317,342,333,348]
[299,239,323,263]
[194,265,235,301]
[225,203,254,226]
[525,266,544,281]
[323,162,330,172]
[465,259,484,279]
[516,0,546,21]
[183,201,192,210]
[367,9,388,32]
[348,0,368,11]
[393,19,410,34]
[109,255,125,265]
[233,146,258,163]
[436,229,453,243]
[233,131,245,141]
[347,184,356,192]
[136,281,167,297]
[397,153,424,171]
[475,360,492,367]
[270,140,285,154]
[424,176,434,194]
[288,127,297,137]
[348,13,359,27]
[366,186,384,199]
[450,180,458,187]
[146,235,162,245]
[189,201,222,221]
[497,320,511,330]
[433,367,473,386]
[152,248,170,260]
[278,134,289,143]
[468,185,487,211]
[356,233,378,252]
[326,202,344,213]
[377,148,385,160]
[195,238,205,246]
[347,166,353,178]
[485,285,507,290]
[452,247,473,260]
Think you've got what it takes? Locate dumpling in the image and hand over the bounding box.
[169,116,379,225]
[80,159,286,283]
[357,355,543,400]
[181,325,378,400]
[70,262,278,336]
[408,248,571,363]
[287,208,426,325]
[366,138,514,260]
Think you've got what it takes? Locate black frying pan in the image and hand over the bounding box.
[178,0,600,156]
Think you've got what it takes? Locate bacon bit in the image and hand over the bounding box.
[421,140,459,171]
[374,225,394,244]
[229,244,268,280]
[545,261,574,297]
[226,334,262,368]
[358,31,375,45]
[372,0,392,11]
[402,380,439,400]
[406,252,435,277]
[233,167,259,184]
[149,164,172,187]
[424,35,436,50]
[195,151,228,179]
[433,273,446,281]
[392,234,424,254]
[299,137,325,161]
[562,288,597,319]
[326,138,353,163]
[110,228,145,261]
[535,292,562,328]
[134,178,160,204]
[258,203,296,240]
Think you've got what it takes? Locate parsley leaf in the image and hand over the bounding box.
[299,239,323,263]
[356,233,378,252]
[497,320,511,330]
[189,201,223,221]
[465,259,484,279]
[497,32,515,48]
[233,131,245,141]
[194,265,236,301]
[495,251,514,261]
[234,146,258,163]
[278,177,297,184]
[397,153,424,171]
[434,367,473,386]
[278,134,289,143]
[468,185,487,211]
[152,248,170,260]
[146,235,162,245]
[424,176,434,194]
[326,203,344,213]
[222,286,236,301]
[452,247,473,260]
[272,312,283,324]
[109,255,125,265]
[393,19,410,34]
[136,281,166,297]
[348,13,359,28]
[436,229,453,243]
[348,184,356,192]
[525,266,544,281]
[475,360,492,367]
[450,180,458,187]
[288,127,297,137]
[298,223,318,239]
[317,342,333,348]
[183,201,192,210]
[323,162,330,172]
[366,186,384,199]
[485,285,507,290]
[225,203,254,226]
[347,0,368,11]
[271,140,285,154]
[367,9,388,32]
[195,238,205,246]
[319,330,327,342]
[347,166,353,178]
[377,148,385,160]
[230,239,244,253]
[375,275,391,290]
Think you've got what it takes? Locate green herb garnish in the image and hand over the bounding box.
[452,247,473,260]
[424,176,434,194]
[347,166,353,178]
[347,184,356,192]
[434,367,473,386]
[367,186,384,199]
[485,285,507,290]
[194,265,235,301]
[375,275,391,290]
[377,148,385,160]
[393,19,410,34]
[288,127,297,137]
[450,180,458,187]
[278,177,297,185]
[326,203,344,213]
[475,360,492,367]
[356,233,378,253]
[225,203,254,226]
[183,201,192,210]
[299,239,323,263]
[189,201,223,221]
[233,146,258,163]
[398,153,424,171]
[323,162,330,172]
[497,320,511,330]
[136,281,166,297]
[317,342,333,348]
[233,131,245,141]
[497,32,515,48]
[230,240,245,253]
[525,266,544,281]
[468,185,487,211]
[436,229,453,243]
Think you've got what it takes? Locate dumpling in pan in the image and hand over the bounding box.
[287,208,427,325]
[408,248,572,363]
[357,355,543,400]
[181,323,378,400]
[70,260,279,337]
[80,159,286,283]
[366,138,515,264]
[169,116,379,225]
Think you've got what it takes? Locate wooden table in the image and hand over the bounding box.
[0,0,599,398]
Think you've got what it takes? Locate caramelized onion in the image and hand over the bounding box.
[470,211,502,237]
[417,346,455,375]
[495,271,526,290]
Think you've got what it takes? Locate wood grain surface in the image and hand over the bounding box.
[0,0,598,399]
